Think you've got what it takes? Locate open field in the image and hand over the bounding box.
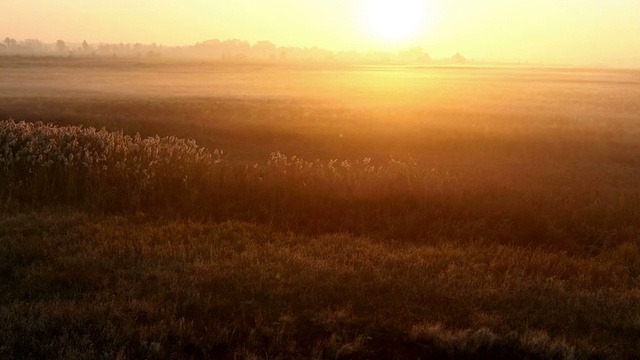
[1,57,640,358]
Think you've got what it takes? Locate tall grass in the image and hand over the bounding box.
[2,119,639,255]
[0,119,439,213]
[0,119,218,210]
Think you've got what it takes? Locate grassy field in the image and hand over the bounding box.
[1,56,640,359]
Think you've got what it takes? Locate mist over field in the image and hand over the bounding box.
[1,56,640,359]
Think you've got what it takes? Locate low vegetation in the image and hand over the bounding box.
[1,59,639,358]
[1,118,640,358]
[1,211,639,359]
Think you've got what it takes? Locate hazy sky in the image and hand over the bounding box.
[3,0,640,65]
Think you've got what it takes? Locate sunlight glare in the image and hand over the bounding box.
[367,0,426,41]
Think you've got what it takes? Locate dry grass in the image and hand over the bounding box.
[1,57,640,358]
[0,120,218,210]
[2,119,640,255]
[1,211,639,359]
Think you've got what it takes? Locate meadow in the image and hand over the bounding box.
[1,56,640,359]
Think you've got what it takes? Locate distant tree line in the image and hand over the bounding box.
[0,36,468,64]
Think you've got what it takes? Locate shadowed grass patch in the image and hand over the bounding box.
[1,211,639,358]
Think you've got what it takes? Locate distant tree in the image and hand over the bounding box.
[252,40,276,59]
[55,39,67,52]
[96,43,112,56]
[203,39,221,46]
[4,37,17,48]
[419,53,431,63]
[220,39,251,59]
[399,47,431,63]
[23,39,45,53]
[364,51,392,63]
[451,52,467,63]
[81,40,92,53]
[191,39,222,57]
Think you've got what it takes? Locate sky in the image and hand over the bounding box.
[2,0,640,66]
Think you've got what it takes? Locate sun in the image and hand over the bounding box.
[366,0,426,41]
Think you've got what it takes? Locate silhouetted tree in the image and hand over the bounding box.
[81,40,92,53]
[23,39,45,52]
[55,39,67,52]
[451,52,467,63]
[4,37,17,48]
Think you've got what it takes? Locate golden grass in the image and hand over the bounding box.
[0,120,218,209]
[3,119,640,256]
